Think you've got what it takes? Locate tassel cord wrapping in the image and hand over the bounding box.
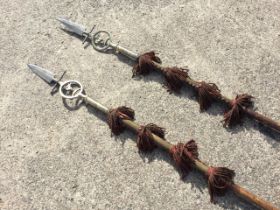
[137,123,165,152]
[103,106,277,209]
[150,60,280,132]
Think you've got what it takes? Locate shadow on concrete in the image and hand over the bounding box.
[108,52,280,142]
[60,98,258,210]
[60,29,91,49]
[60,28,134,67]
[224,117,280,146]
[115,129,258,209]
[60,27,280,142]
[137,149,257,210]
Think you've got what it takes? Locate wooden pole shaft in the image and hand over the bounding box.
[89,38,280,131]
[231,184,278,210]
[152,62,280,133]
[84,96,109,114]
[83,96,278,210]
[245,109,280,132]
[108,42,139,61]
[122,119,279,210]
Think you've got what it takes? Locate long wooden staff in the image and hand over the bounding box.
[27,64,279,210]
[57,18,280,134]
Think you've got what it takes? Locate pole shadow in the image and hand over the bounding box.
[59,27,280,142]
[101,51,280,142]
[60,98,260,210]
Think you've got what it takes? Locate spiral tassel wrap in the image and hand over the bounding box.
[196,81,221,111]
[170,140,199,178]
[107,106,135,135]
[132,51,161,77]
[223,94,254,126]
[207,167,235,203]
[137,123,165,152]
[162,67,189,93]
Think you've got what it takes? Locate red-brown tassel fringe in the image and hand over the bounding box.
[207,167,235,203]
[137,123,165,152]
[196,81,221,111]
[223,94,254,127]
[132,51,161,77]
[106,106,237,204]
[169,140,199,178]
[162,67,189,93]
[107,106,135,136]
[132,53,189,93]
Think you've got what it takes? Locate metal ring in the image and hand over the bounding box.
[59,80,84,100]
[91,30,112,52]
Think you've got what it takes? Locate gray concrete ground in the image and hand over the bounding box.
[0,0,280,209]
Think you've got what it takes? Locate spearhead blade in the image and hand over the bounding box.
[57,17,86,36]
[27,64,57,84]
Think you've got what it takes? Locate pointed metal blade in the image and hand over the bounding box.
[27,64,57,84]
[57,17,86,36]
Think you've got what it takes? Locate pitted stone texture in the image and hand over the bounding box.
[0,0,279,209]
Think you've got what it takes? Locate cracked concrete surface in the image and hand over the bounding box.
[0,0,280,209]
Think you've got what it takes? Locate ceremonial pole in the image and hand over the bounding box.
[57,18,280,133]
[27,64,279,210]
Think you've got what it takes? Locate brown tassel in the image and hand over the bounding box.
[107,106,135,136]
[137,123,165,152]
[132,51,161,77]
[207,167,235,203]
[162,67,189,93]
[169,140,199,178]
[196,81,221,111]
[223,94,254,127]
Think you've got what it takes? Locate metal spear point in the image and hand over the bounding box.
[27,64,109,113]
[57,17,139,60]
[57,18,280,134]
[56,17,86,36]
[28,64,56,84]
[27,64,278,210]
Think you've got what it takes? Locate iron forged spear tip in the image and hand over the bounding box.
[56,17,86,36]
[27,64,57,84]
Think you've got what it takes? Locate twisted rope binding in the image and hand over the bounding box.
[169,140,199,178]
[206,167,235,203]
[137,123,165,152]
[196,81,221,111]
[132,51,161,77]
[107,106,135,136]
[223,94,254,126]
